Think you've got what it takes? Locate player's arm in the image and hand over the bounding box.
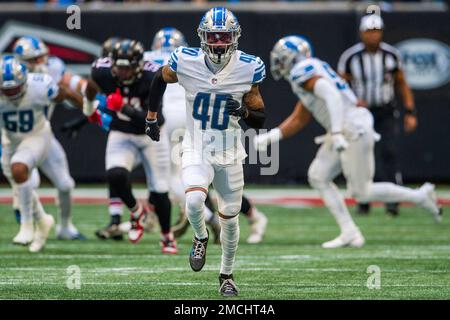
[53,84,83,109]
[253,101,311,151]
[81,79,101,116]
[303,76,347,151]
[394,69,417,133]
[145,65,178,141]
[226,84,266,129]
[61,71,88,95]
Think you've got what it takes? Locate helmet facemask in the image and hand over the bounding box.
[198,30,240,65]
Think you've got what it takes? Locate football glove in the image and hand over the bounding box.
[225,98,247,118]
[145,118,160,141]
[331,133,348,152]
[107,89,124,112]
[95,93,108,113]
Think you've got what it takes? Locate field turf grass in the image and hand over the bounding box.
[0,202,449,299]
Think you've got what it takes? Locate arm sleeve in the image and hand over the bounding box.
[147,67,167,112]
[252,58,266,84]
[313,78,344,134]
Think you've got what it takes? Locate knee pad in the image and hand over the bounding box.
[308,171,328,190]
[54,175,75,193]
[185,190,207,214]
[350,186,370,203]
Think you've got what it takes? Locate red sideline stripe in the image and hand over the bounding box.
[1,196,449,206]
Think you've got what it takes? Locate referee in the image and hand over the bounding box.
[338,14,417,216]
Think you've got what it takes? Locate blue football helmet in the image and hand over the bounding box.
[13,36,49,73]
[270,35,313,80]
[151,27,187,52]
[0,54,28,100]
[197,7,241,64]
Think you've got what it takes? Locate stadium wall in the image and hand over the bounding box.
[0,5,449,184]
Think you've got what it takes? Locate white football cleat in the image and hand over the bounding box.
[29,214,55,253]
[13,220,34,245]
[322,230,365,249]
[418,183,443,223]
[247,209,268,244]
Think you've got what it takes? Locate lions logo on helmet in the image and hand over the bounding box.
[151,27,187,52]
[13,36,49,61]
[0,54,28,100]
[270,35,313,80]
[197,7,241,64]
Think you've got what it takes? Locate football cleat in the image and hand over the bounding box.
[322,230,365,249]
[56,223,86,240]
[95,223,124,240]
[13,220,34,245]
[160,233,178,254]
[247,209,268,244]
[128,205,147,244]
[29,214,55,253]
[356,203,371,215]
[219,274,239,297]
[189,230,209,272]
[418,183,443,223]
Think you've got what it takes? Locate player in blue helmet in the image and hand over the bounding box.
[254,35,442,248]
[145,7,267,296]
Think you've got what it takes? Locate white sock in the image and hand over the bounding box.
[320,183,358,234]
[219,215,240,275]
[32,191,46,221]
[363,183,423,204]
[57,190,72,228]
[109,198,123,216]
[16,179,34,223]
[185,190,208,240]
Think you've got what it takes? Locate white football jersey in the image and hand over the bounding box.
[288,57,358,132]
[168,46,265,165]
[145,49,186,120]
[0,73,58,145]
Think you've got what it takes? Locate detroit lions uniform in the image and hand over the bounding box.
[288,57,380,201]
[168,46,265,215]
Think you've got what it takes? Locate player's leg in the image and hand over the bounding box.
[182,161,214,271]
[8,134,55,249]
[139,130,175,252]
[308,141,364,248]
[39,136,84,240]
[240,195,268,244]
[212,163,244,297]
[342,132,442,223]
[11,168,40,224]
[105,131,144,242]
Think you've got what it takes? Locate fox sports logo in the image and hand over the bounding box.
[396,38,450,90]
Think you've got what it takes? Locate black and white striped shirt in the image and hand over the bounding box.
[337,42,402,108]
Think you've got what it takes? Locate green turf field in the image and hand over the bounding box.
[0,203,449,300]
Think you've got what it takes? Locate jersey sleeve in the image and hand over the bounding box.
[252,56,266,84]
[47,56,66,84]
[91,57,113,84]
[43,74,59,102]
[168,46,183,73]
[289,58,318,86]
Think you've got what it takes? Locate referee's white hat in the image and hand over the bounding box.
[360,14,384,32]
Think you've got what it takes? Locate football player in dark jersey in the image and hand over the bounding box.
[82,39,176,254]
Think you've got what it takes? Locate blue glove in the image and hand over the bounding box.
[99,112,113,132]
[95,93,108,113]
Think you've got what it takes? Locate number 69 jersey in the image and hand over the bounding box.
[0,73,58,145]
[288,57,359,133]
[168,46,265,166]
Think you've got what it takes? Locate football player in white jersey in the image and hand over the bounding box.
[145,27,221,241]
[145,8,266,296]
[0,54,83,252]
[11,36,87,240]
[254,36,442,248]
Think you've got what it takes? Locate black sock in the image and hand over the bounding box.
[220,273,233,280]
[240,196,251,216]
[107,167,137,210]
[111,214,121,225]
[149,192,172,234]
